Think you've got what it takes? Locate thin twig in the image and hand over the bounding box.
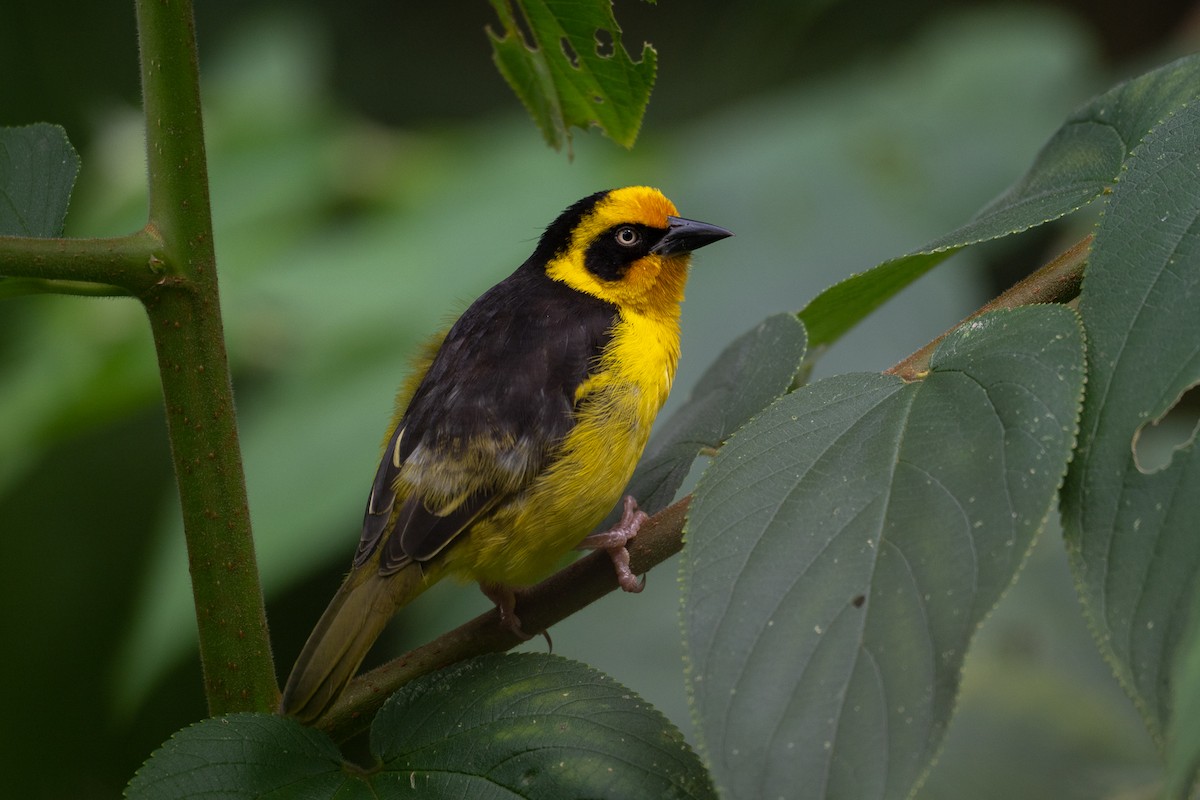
[886,234,1092,381]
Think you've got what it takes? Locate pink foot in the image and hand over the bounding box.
[579,495,647,593]
[480,582,551,648]
[480,582,533,640]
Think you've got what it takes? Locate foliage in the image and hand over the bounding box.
[685,306,1085,798]
[488,0,657,151]
[1062,97,1200,748]
[0,124,78,237]
[3,2,1200,799]
[128,654,714,799]
[798,55,1200,348]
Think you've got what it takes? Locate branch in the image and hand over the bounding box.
[320,498,691,741]
[0,229,164,294]
[314,234,1094,740]
[136,0,277,713]
[886,234,1092,381]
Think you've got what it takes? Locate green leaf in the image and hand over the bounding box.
[372,653,715,798]
[916,527,1160,800]
[611,313,807,522]
[125,714,366,799]
[683,306,1085,800]
[1061,100,1200,746]
[798,53,1200,349]
[0,123,79,237]
[487,0,656,151]
[127,654,715,799]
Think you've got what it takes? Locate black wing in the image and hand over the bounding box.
[355,265,617,573]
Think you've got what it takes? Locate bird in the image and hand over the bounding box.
[280,186,731,723]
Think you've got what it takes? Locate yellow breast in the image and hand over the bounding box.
[445,308,680,586]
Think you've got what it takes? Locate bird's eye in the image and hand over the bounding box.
[614,226,640,247]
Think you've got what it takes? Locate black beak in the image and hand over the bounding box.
[650,215,733,256]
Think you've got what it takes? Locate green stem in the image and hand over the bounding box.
[136,0,277,713]
[0,229,163,293]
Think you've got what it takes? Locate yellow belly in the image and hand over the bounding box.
[442,310,679,586]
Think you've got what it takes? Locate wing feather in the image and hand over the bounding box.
[355,424,404,567]
[352,264,618,574]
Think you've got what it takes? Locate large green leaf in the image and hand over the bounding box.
[798,54,1200,349]
[127,654,715,799]
[1061,99,1200,749]
[683,305,1085,800]
[487,0,656,151]
[609,313,807,523]
[915,524,1159,800]
[371,653,714,798]
[0,123,79,237]
[125,714,365,799]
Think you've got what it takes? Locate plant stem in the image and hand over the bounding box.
[886,234,1092,381]
[315,234,1095,737]
[136,0,277,713]
[0,229,164,292]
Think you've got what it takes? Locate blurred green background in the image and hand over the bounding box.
[2,1,1196,796]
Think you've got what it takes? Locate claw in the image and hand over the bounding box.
[479,582,551,648]
[579,495,647,593]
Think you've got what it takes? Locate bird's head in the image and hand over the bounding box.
[535,186,731,316]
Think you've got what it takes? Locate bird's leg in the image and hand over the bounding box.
[578,495,647,593]
[480,581,532,640]
[479,582,552,649]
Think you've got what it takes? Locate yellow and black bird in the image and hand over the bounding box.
[281,186,730,722]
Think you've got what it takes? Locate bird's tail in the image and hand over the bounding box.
[280,563,427,724]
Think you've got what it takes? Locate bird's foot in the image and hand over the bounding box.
[578,495,647,593]
[480,582,551,649]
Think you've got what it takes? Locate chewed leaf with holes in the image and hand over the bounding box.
[682,306,1085,800]
[487,0,656,150]
[128,654,716,799]
[1062,99,1200,765]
